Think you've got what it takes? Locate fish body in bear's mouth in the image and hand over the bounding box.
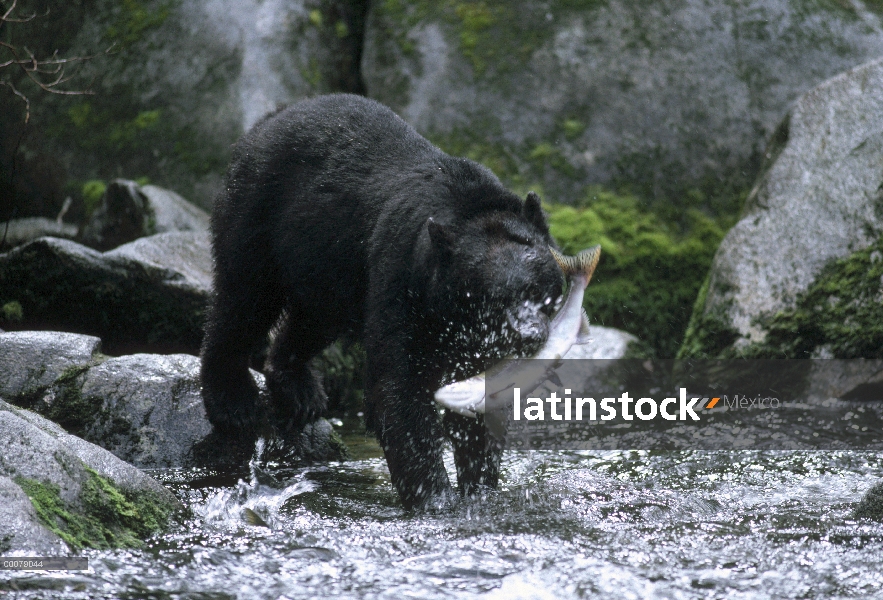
[434,245,601,418]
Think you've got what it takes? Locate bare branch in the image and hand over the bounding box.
[0,78,29,121]
[1,0,18,23]
[0,0,112,109]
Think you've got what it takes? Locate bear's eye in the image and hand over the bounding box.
[508,233,532,246]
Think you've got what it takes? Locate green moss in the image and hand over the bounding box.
[429,127,586,193]
[64,102,163,151]
[374,0,606,77]
[38,366,112,438]
[335,20,350,38]
[374,0,434,56]
[613,145,751,224]
[309,9,324,27]
[738,236,883,359]
[81,180,107,215]
[677,275,740,359]
[562,119,587,141]
[528,142,579,178]
[315,340,366,416]
[300,57,324,89]
[546,188,727,357]
[16,468,172,550]
[453,2,497,73]
[104,0,174,48]
[1,300,23,322]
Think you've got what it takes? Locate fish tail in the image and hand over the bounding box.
[550,245,601,282]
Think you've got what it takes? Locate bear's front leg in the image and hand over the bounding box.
[368,369,455,511]
[443,411,503,497]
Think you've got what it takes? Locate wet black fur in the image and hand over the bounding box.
[200,94,563,510]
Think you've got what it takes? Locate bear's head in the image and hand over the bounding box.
[424,191,565,374]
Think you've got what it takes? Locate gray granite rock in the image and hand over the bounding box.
[0,399,181,554]
[0,331,348,469]
[0,331,102,402]
[854,480,883,521]
[681,57,883,358]
[0,218,78,249]
[141,184,210,234]
[0,476,67,555]
[73,353,212,468]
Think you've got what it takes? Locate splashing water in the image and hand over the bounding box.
[3,434,883,599]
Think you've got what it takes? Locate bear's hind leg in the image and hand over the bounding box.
[201,273,283,437]
[264,310,334,432]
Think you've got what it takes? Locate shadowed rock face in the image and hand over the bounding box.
[0,232,210,355]
[362,0,883,206]
[0,398,181,554]
[79,181,210,251]
[855,480,883,521]
[680,57,883,359]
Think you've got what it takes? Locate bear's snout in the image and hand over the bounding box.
[505,301,551,354]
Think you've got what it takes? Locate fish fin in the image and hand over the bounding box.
[575,308,592,345]
[243,507,270,528]
[550,245,601,282]
[546,371,563,388]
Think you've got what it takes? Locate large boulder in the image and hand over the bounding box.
[79,180,210,251]
[680,57,883,359]
[854,480,883,521]
[0,218,78,250]
[0,331,348,469]
[2,0,367,215]
[0,232,210,354]
[362,0,883,207]
[0,399,181,554]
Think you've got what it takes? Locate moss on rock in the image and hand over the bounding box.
[15,466,174,550]
[676,275,741,359]
[737,235,883,359]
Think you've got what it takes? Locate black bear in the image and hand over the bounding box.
[200,94,563,509]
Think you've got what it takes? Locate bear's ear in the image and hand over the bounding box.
[524,191,550,234]
[427,217,454,253]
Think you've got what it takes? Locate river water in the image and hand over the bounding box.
[3,423,883,600]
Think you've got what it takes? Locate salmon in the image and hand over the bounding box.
[434,245,601,417]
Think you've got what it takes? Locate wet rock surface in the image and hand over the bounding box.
[0,399,181,554]
[854,479,883,521]
[0,331,348,470]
